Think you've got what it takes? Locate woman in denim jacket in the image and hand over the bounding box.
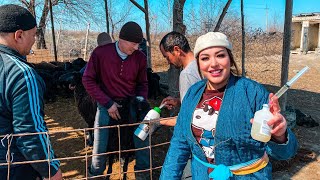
[160,32,298,180]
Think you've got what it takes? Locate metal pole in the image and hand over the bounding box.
[49,0,57,62]
[241,0,246,77]
[144,0,152,68]
[280,0,293,111]
[84,23,90,60]
[265,4,268,32]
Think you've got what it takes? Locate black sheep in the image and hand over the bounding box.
[69,72,96,146]
[106,97,150,180]
[71,58,87,71]
[147,68,161,100]
[36,69,57,103]
[59,71,78,97]
[31,62,59,103]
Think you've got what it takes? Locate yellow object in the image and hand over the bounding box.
[232,152,269,175]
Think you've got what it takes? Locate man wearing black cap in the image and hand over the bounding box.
[0,4,62,180]
[83,22,150,179]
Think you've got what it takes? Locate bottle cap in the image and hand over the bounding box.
[153,107,161,114]
[262,104,269,108]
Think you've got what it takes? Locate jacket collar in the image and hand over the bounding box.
[0,44,27,62]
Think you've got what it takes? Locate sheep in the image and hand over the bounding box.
[147,68,161,100]
[36,69,57,103]
[31,62,59,103]
[69,72,96,146]
[31,60,88,102]
[105,97,150,180]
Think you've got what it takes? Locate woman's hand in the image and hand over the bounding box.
[268,93,287,143]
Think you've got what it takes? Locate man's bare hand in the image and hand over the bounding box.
[108,102,122,120]
[161,96,180,110]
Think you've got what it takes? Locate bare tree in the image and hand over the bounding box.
[173,0,186,34]
[159,0,173,32]
[148,9,164,43]
[108,0,133,40]
[19,0,96,49]
[269,12,283,32]
[184,0,223,34]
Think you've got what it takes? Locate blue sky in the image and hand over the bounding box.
[1,0,320,32]
[131,0,320,32]
[232,0,320,30]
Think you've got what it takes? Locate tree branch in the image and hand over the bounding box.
[20,0,29,7]
[214,0,232,32]
[129,0,146,14]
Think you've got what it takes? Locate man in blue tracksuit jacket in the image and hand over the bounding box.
[0,4,61,180]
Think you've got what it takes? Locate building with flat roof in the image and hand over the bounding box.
[292,13,320,54]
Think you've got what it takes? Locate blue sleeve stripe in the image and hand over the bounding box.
[9,56,60,170]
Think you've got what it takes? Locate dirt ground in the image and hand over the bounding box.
[44,53,319,179]
[271,53,320,180]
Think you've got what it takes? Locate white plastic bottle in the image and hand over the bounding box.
[251,104,273,142]
[134,107,161,141]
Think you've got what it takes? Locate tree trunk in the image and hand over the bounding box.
[172,0,186,34]
[49,0,57,61]
[168,0,186,97]
[36,0,50,49]
[104,0,110,34]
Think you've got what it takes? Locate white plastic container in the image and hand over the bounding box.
[134,107,161,141]
[251,104,273,142]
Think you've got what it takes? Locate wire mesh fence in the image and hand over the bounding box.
[0,118,173,180]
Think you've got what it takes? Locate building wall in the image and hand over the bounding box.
[308,23,319,50]
[292,22,302,49]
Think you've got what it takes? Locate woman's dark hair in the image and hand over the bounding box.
[227,49,240,76]
[196,48,240,79]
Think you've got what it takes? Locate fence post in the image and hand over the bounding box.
[280,0,293,111]
[241,0,246,77]
[84,23,90,60]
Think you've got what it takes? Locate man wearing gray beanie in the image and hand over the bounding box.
[83,22,150,179]
[0,4,62,180]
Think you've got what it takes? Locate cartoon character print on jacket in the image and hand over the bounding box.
[192,94,222,160]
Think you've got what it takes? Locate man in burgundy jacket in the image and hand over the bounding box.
[82,22,149,179]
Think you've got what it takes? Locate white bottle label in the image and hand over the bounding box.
[260,119,271,136]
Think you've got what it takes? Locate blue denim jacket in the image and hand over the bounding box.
[160,74,298,179]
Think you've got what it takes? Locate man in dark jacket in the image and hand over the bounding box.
[83,21,150,179]
[0,4,62,180]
